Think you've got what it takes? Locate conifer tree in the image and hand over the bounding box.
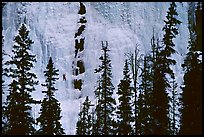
[194,2,202,51]
[94,41,116,135]
[150,2,181,134]
[37,57,65,135]
[137,55,154,135]
[2,29,6,94]
[4,23,38,135]
[92,77,103,135]
[125,46,141,135]
[137,85,144,135]
[140,30,160,135]
[90,107,96,135]
[76,96,92,135]
[2,8,7,131]
[151,44,169,135]
[116,59,133,135]
[168,77,180,135]
[2,27,8,135]
[180,2,202,135]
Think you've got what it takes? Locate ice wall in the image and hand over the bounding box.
[2,2,189,134]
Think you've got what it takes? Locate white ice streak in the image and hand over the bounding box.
[2,2,189,134]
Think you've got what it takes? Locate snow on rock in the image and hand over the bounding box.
[2,2,189,135]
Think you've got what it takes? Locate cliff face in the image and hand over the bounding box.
[2,2,189,134]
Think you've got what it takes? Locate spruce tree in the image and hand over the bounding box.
[37,57,65,135]
[143,30,161,135]
[2,27,8,135]
[4,23,38,135]
[151,2,181,135]
[151,45,169,135]
[145,32,162,135]
[76,96,92,135]
[136,31,158,135]
[137,85,144,135]
[180,2,202,135]
[3,80,24,134]
[90,107,96,135]
[2,29,6,94]
[92,77,103,135]
[116,59,133,135]
[168,77,180,135]
[94,41,116,135]
[194,2,202,51]
[125,46,141,135]
[137,55,154,135]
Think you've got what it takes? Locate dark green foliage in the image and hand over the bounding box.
[194,2,202,51]
[162,2,182,58]
[180,58,202,135]
[137,55,154,135]
[5,23,38,92]
[2,26,7,135]
[180,2,202,135]
[151,57,169,135]
[149,2,181,135]
[2,30,8,134]
[3,23,38,135]
[168,78,180,135]
[37,57,65,135]
[150,36,171,135]
[93,41,116,135]
[76,96,92,135]
[116,59,134,135]
[2,32,6,94]
[125,46,141,135]
[162,2,181,77]
[92,77,103,135]
[4,80,36,135]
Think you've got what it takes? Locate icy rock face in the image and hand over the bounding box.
[72,2,87,92]
[2,2,189,134]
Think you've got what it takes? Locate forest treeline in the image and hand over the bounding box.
[2,2,202,135]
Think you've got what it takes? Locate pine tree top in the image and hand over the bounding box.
[162,2,182,57]
[42,57,59,96]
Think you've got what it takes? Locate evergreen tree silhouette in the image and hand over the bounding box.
[168,77,180,135]
[137,55,154,135]
[76,96,92,135]
[125,46,141,135]
[94,41,116,135]
[194,2,202,51]
[180,2,202,135]
[92,77,103,135]
[150,2,181,134]
[2,28,6,94]
[2,26,8,135]
[4,23,38,135]
[116,59,134,135]
[37,57,65,135]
